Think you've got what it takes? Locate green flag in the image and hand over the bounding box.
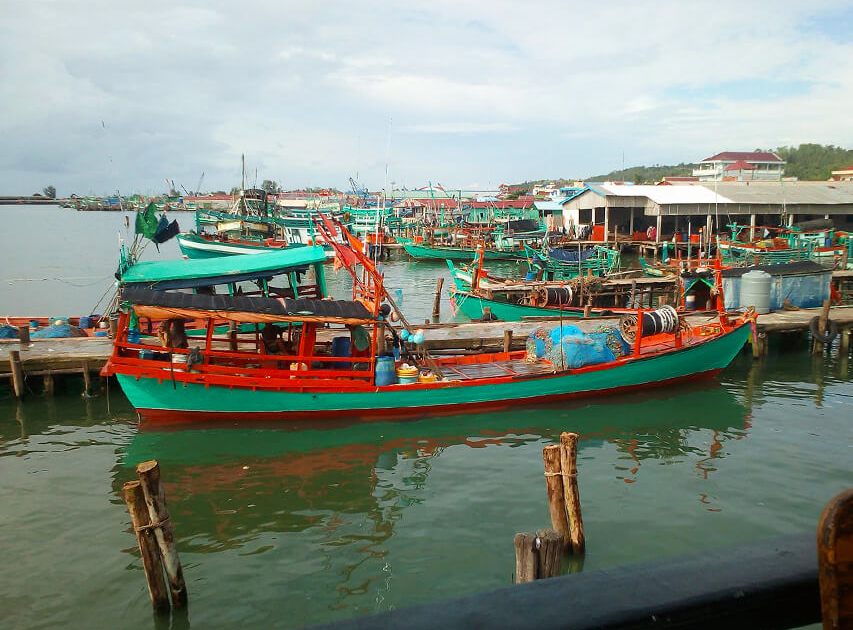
[135,202,159,239]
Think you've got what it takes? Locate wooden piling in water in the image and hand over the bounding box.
[559,432,585,554]
[10,350,24,400]
[122,481,171,614]
[813,299,832,355]
[514,529,563,584]
[43,371,54,395]
[136,460,188,608]
[81,360,92,398]
[542,445,569,549]
[432,277,444,319]
[817,488,853,630]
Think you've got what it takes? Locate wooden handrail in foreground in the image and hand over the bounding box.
[305,533,820,630]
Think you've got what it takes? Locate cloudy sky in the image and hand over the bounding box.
[2,0,851,196]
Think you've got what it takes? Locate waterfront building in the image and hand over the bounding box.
[693,151,785,182]
[560,181,853,243]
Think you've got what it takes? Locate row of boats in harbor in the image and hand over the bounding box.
[9,192,851,426]
[91,201,763,425]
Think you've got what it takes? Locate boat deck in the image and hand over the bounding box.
[438,358,553,381]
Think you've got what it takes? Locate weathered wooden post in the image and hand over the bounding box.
[514,530,562,584]
[17,325,30,345]
[503,330,513,353]
[813,299,832,355]
[136,461,188,608]
[43,371,55,396]
[542,445,569,549]
[432,277,444,320]
[583,304,591,318]
[122,481,171,614]
[559,432,585,554]
[82,361,93,398]
[9,350,25,400]
[629,280,637,309]
[817,488,853,630]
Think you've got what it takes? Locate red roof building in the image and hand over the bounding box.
[724,160,757,172]
[831,164,853,181]
[694,151,785,181]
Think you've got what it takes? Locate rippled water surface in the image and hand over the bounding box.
[1,205,851,629]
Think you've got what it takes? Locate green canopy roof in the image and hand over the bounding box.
[121,246,327,285]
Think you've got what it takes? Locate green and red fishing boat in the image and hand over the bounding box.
[103,218,752,426]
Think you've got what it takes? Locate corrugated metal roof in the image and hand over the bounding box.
[533,201,564,211]
[574,182,853,207]
[707,182,853,205]
[597,184,732,204]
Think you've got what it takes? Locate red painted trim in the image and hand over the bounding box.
[136,367,725,426]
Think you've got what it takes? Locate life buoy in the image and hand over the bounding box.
[809,316,838,344]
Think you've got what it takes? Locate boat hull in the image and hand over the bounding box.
[177,234,285,259]
[400,241,526,261]
[117,323,751,425]
[449,289,596,321]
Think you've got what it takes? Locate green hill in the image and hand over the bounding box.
[509,144,853,189]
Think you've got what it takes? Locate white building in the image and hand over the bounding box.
[693,151,785,182]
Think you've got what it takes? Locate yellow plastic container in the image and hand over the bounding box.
[396,366,419,384]
[417,371,437,383]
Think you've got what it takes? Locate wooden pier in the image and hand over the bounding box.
[0,338,111,398]
[4,305,853,398]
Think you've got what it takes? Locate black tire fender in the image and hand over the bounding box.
[809,316,838,344]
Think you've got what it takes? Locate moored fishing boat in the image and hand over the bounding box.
[398,237,530,261]
[176,231,300,259]
[103,217,752,425]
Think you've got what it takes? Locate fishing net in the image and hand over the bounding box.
[546,334,615,370]
[0,325,18,339]
[31,324,87,339]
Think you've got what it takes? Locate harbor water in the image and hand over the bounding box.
[1,205,851,629]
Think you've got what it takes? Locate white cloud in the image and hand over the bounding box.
[1,0,851,193]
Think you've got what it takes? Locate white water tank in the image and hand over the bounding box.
[740,270,772,314]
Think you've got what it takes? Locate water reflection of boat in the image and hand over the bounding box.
[110,382,747,613]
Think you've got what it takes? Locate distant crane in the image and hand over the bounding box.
[195,172,205,196]
[349,176,370,205]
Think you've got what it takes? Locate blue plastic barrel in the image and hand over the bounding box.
[127,329,140,344]
[375,356,397,386]
[525,271,536,281]
[331,336,351,357]
[29,320,39,329]
[79,316,93,329]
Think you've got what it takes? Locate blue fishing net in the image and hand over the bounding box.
[0,325,18,339]
[546,334,615,370]
[31,324,85,339]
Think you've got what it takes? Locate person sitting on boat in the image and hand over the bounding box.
[261,324,288,355]
[157,319,189,350]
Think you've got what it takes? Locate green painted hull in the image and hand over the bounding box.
[177,233,282,259]
[449,289,592,321]
[400,240,526,262]
[116,323,750,423]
